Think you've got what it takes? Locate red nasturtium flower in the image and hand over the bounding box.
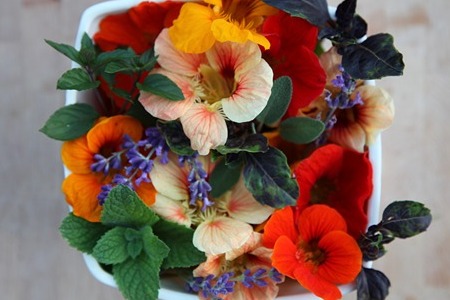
[293,144,373,239]
[262,11,326,118]
[93,1,183,112]
[263,205,362,300]
[94,1,183,54]
[61,115,155,222]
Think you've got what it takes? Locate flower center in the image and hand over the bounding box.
[220,0,265,27]
[296,239,326,266]
[199,64,236,104]
[310,177,337,205]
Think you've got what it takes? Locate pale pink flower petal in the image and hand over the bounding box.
[149,153,189,201]
[329,122,367,152]
[225,231,263,261]
[355,85,395,145]
[139,70,196,121]
[192,254,223,277]
[193,216,253,255]
[206,41,261,78]
[222,59,273,122]
[155,29,207,77]
[179,103,228,155]
[224,178,274,225]
[151,194,192,227]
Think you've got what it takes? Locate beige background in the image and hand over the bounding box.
[1,0,449,299]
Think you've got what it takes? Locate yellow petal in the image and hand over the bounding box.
[169,3,216,53]
[211,19,270,49]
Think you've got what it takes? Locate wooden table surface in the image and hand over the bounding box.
[1,0,449,299]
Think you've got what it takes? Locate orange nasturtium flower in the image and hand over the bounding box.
[61,115,155,222]
[263,205,362,300]
[168,0,278,53]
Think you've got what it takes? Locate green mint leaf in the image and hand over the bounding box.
[45,39,82,65]
[340,33,405,79]
[243,147,298,208]
[152,219,205,269]
[381,201,432,238]
[356,267,391,300]
[141,226,170,260]
[157,121,195,156]
[125,228,144,259]
[39,103,99,141]
[257,76,292,125]
[101,185,159,227]
[137,73,184,101]
[280,117,325,144]
[209,158,241,198]
[138,48,158,71]
[79,34,97,66]
[262,0,329,26]
[57,68,100,91]
[113,253,164,300]
[92,227,130,264]
[59,213,110,254]
[105,60,135,74]
[95,48,136,70]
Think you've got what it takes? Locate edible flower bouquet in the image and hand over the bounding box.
[41,0,432,299]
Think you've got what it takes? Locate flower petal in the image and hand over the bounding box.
[150,153,189,201]
[298,205,347,242]
[317,231,362,284]
[222,59,273,122]
[271,235,299,279]
[139,70,196,121]
[193,216,253,255]
[151,193,191,227]
[293,265,342,300]
[179,103,228,155]
[61,135,92,174]
[224,178,274,224]
[155,29,207,77]
[263,206,298,249]
[225,231,262,261]
[169,3,216,53]
[87,115,143,153]
[62,174,103,222]
[211,19,270,50]
[354,85,395,145]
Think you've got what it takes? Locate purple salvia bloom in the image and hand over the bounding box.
[268,268,283,283]
[98,184,113,205]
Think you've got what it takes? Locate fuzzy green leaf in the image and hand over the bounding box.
[340,33,405,79]
[45,39,81,65]
[57,68,100,91]
[209,158,241,198]
[280,117,325,144]
[257,76,292,125]
[381,201,432,238]
[262,0,329,26]
[101,185,159,227]
[217,133,268,154]
[137,74,184,101]
[243,147,298,208]
[92,227,130,264]
[40,103,99,141]
[59,213,110,254]
[113,253,164,300]
[152,220,205,269]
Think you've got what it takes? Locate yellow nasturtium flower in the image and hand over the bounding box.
[168,0,277,53]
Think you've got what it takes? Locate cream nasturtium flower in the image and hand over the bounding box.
[139,29,273,155]
[168,0,277,54]
[149,154,274,255]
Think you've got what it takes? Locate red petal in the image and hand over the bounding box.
[263,206,298,249]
